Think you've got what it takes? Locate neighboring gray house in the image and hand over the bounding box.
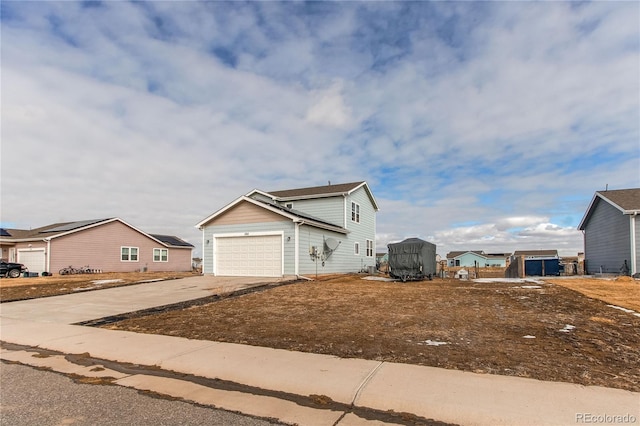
[578,188,640,276]
[196,182,378,277]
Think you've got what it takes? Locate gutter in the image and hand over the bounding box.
[631,213,638,275]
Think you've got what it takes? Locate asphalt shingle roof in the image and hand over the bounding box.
[596,188,640,211]
[268,181,365,198]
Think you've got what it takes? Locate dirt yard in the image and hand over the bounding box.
[0,271,196,302]
[3,272,638,391]
[99,275,640,392]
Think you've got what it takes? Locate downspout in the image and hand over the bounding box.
[294,221,300,277]
[631,213,637,276]
[201,227,205,275]
[45,238,51,274]
[343,195,348,228]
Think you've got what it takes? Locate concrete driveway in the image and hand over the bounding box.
[0,275,289,324]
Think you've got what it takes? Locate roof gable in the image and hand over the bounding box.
[578,188,640,230]
[196,196,349,234]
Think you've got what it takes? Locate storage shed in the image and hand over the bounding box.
[387,238,437,281]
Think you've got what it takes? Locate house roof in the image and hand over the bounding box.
[149,234,195,248]
[446,250,485,259]
[513,250,559,257]
[269,181,365,198]
[597,188,640,211]
[578,188,640,230]
[259,181,380,211]
[1,219,115,240]
[0,218,193,249]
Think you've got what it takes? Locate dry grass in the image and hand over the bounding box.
[0,271,197,302]
[546,276,640,311]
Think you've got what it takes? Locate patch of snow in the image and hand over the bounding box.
[520,285,542,289]
[362,276,396,282]
[607,304,635,314]
[420,340,448,346]
[559,324,576,333]
[91,279,123,285]
[473,278,544,285]
[523,335,536,339]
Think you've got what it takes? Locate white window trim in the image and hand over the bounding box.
[354,242,360,255]
[153,248,169,262]
[366,239,374,257]
[351,201,360,223]
[121,246,139,262]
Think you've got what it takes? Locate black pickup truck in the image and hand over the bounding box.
[0,260,27,278]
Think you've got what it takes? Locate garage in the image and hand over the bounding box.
[215,234,282,277]
[18,249,46,274]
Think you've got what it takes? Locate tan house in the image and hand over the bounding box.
[0,218,193,275]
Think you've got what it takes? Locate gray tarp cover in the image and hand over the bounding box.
[387,237,436,279]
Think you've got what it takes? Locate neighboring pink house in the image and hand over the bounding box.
[0,218,193,275]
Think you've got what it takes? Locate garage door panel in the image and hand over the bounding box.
[215,235,282,277]
[18,250,46,274]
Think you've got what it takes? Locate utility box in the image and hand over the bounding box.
[387,238,437,281]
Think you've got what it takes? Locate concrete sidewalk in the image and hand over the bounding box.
[1,276,638,425]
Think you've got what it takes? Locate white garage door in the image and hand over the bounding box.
[18,249,46,274]
[215,235,282,277]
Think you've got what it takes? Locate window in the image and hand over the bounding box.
[285,203,293,209]
[121,247,139,262]
[153,248,168,262]
[366,240,374,257]
[351,202,360,223]
[354,242,360,255]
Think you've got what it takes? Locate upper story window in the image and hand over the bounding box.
[121,247,139,262]
[153,248,168,262]
[351,202,360,223]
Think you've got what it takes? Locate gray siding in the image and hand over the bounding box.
[584,199,631,274]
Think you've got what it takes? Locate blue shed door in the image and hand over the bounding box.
[525,260,543,276]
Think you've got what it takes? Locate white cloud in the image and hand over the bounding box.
[305,81,353,128]
[1,1,637,258]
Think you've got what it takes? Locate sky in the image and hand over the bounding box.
[2,1,639,258]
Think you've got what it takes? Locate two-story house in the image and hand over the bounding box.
[196,182,378,277]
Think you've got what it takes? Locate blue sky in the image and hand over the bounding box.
[2,1,639,257]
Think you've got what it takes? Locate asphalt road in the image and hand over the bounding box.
[1,362,282,426]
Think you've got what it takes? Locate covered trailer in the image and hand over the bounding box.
[387,238,437,281]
